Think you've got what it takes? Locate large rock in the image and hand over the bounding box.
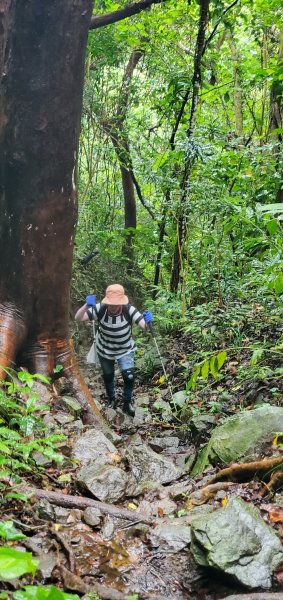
[191,496,283,589]
[77,464,129,503]
[125,444,181,488]
[72,429,119,466]
[191,406,283,476]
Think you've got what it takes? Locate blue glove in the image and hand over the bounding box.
[143,310,153,323]
[86,294,96,307]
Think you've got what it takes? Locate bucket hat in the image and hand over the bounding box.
[102,284,129,305]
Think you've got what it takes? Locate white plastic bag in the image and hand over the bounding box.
[86,341,97,364]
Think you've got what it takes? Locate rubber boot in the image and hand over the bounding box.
[122,399,135,417]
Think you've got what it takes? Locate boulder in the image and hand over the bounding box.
[191,496,283,589]
[72,429,119,466]
[77,464,129,503]
[125,444,181,487]
[191,406,283,476]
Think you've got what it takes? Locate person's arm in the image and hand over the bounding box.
[75,303,89,322]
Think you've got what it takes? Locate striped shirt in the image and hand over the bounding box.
[89,303,143,360]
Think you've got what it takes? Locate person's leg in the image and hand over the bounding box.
[98,354,116,407]
[118,352,135,416]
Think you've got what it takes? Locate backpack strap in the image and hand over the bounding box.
[122,304,132,325]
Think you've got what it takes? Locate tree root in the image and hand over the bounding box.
[185,482,236,507]
[207,455,283,485]
[0,305,27,378]
[260,469,283,496]
[0,325,109,432]
[61,566,126,600]
[20,487,152,524]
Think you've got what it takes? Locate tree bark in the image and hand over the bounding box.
[0,0,107,428]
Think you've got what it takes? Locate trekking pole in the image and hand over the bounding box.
[147,323,177,410]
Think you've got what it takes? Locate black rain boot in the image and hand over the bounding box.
[122,399,135,417]
[103,374,117,409]
[121,368,135,417]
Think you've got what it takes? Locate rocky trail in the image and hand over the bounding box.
[1,351,283,600]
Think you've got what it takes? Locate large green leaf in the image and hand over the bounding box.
[0,548,38,580]
[13,586,80,600]
[0,521,26,541]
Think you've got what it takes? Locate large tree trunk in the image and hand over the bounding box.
[0,0,107,428]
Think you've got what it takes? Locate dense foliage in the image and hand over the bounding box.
[75,0,283,322]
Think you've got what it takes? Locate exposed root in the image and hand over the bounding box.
[23,338,110,431]
[185,482,236,507]
[207,455,283,485]
[61,566,126,600]
[260,469,283,496]
[0,304,26,378]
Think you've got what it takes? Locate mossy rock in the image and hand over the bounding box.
[191,406,283,476]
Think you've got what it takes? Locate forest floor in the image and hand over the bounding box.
[1,311,283,600]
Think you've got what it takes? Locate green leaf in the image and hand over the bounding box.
[266,218,279,235]
[250,348,264,366]
[153,151,169,171]
[257,203,283,214]
[216,351,227,370]
[201,360,209,379]
[0,548,38,580]
[13,586,80,600]
[209,356,217,378]
[0,521,26,541]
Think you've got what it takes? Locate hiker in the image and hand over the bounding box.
[75,283,153,417]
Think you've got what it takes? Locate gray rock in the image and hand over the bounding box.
[72,429,119,466]
[138,497,177,518]
[83,507,102,527]
[38,552,57,579]
[36,499,55,521]
[57,396,83,418]
[54,412,75,425]
[191,496,283,589]
[125,444,181,487]
[53,506,70,523]
[32,451,52,467]
[191,405,283,475]
[190,414,216,432]
[133,407,152,426]
[77,464,129,502]
[148,437,179,452]
[135,393,151,407]
[149,524,191,552]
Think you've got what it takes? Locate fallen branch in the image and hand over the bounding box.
[207,455,283,484]
[21,487,152,524]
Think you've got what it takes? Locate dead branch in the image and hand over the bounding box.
[207,455,283,485]
[261,468,283,496]
[21,487,152,524]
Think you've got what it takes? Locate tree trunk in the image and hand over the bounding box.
[0,0,107,428]
[170,0,210,292]
[227,29,243,137]
[268,30,283,202]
